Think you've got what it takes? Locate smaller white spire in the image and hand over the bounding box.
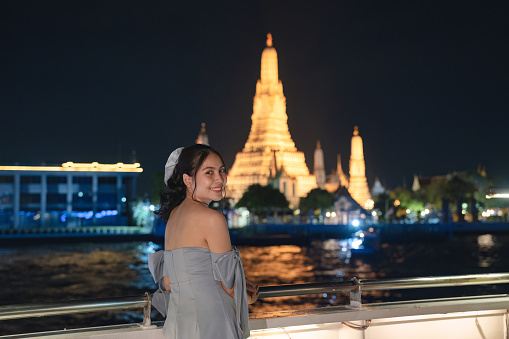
[412,175,421,191]
[314,140,326,189]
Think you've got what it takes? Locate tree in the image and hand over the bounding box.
[236,184,289,215]
[299,188,334,212]
[151,171,165,204]
[442,175,478,222]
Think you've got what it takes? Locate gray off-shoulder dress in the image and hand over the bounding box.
[148,247,250,339]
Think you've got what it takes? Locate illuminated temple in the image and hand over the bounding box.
[227,34,317,207]
[347,126,372,208]
[322,126,372,209]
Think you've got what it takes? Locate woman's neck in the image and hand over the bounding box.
[185,192,210,207]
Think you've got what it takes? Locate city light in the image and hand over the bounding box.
[364,199,374,210]
[351,219,360,227]
[0,162,143,173]
[394,200,400,207]
[482,209,497,218]
[486,193,509,199]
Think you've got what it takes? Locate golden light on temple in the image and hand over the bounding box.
[0,162,143,173]
[348,126,372,207]
[227,34,317,207]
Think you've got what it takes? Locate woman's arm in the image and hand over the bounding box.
[163,276,171,292]
[204,210,234,297]
[203,210,232,253]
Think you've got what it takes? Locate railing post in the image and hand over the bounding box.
[349,277,362,308]
[141,292,152,328]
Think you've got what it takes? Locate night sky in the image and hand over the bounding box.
[1,1,508,195]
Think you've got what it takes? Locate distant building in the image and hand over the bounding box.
[331,186,371,225]
[372,177,386,196]
[0,162,142,228]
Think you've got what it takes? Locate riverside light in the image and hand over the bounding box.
[486,193,509,199]
[0,162,143,173]
[485,187,509,199]
[365,199,374,210]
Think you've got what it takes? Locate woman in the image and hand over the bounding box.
[148,144,258,339]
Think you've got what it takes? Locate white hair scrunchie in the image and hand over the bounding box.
[164,147,184,185]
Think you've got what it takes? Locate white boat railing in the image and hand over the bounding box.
[1,272,509,326]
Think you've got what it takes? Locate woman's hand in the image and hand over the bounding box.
[246,279,259,304]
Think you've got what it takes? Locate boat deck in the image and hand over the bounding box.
[4,294,508,339]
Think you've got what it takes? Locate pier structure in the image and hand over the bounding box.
[0,162,142,228]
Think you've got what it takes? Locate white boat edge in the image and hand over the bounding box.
[3,294,508,339]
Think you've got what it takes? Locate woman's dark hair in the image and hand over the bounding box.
[155,144,226,222]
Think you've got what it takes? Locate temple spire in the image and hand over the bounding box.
[195,122,209,145]
[348,126,372,208]
[260,33,278,84]
[336,154,349,188]
[227,34,317,207]
[266,33,273,47]
[243,34,294,152]
[314,140,326,189]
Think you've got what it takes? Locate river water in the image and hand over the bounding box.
[1,232,508,335]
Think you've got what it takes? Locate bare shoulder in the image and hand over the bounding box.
[201,209,231,253]
[203,208,228,226]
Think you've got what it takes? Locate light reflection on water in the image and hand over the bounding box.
[1,233,508,335]
[477,234,496,268]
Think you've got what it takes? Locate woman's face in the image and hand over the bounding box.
[187,153,227,205]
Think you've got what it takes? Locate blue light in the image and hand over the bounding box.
[95,210,118,218]
[351,219,360,227]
